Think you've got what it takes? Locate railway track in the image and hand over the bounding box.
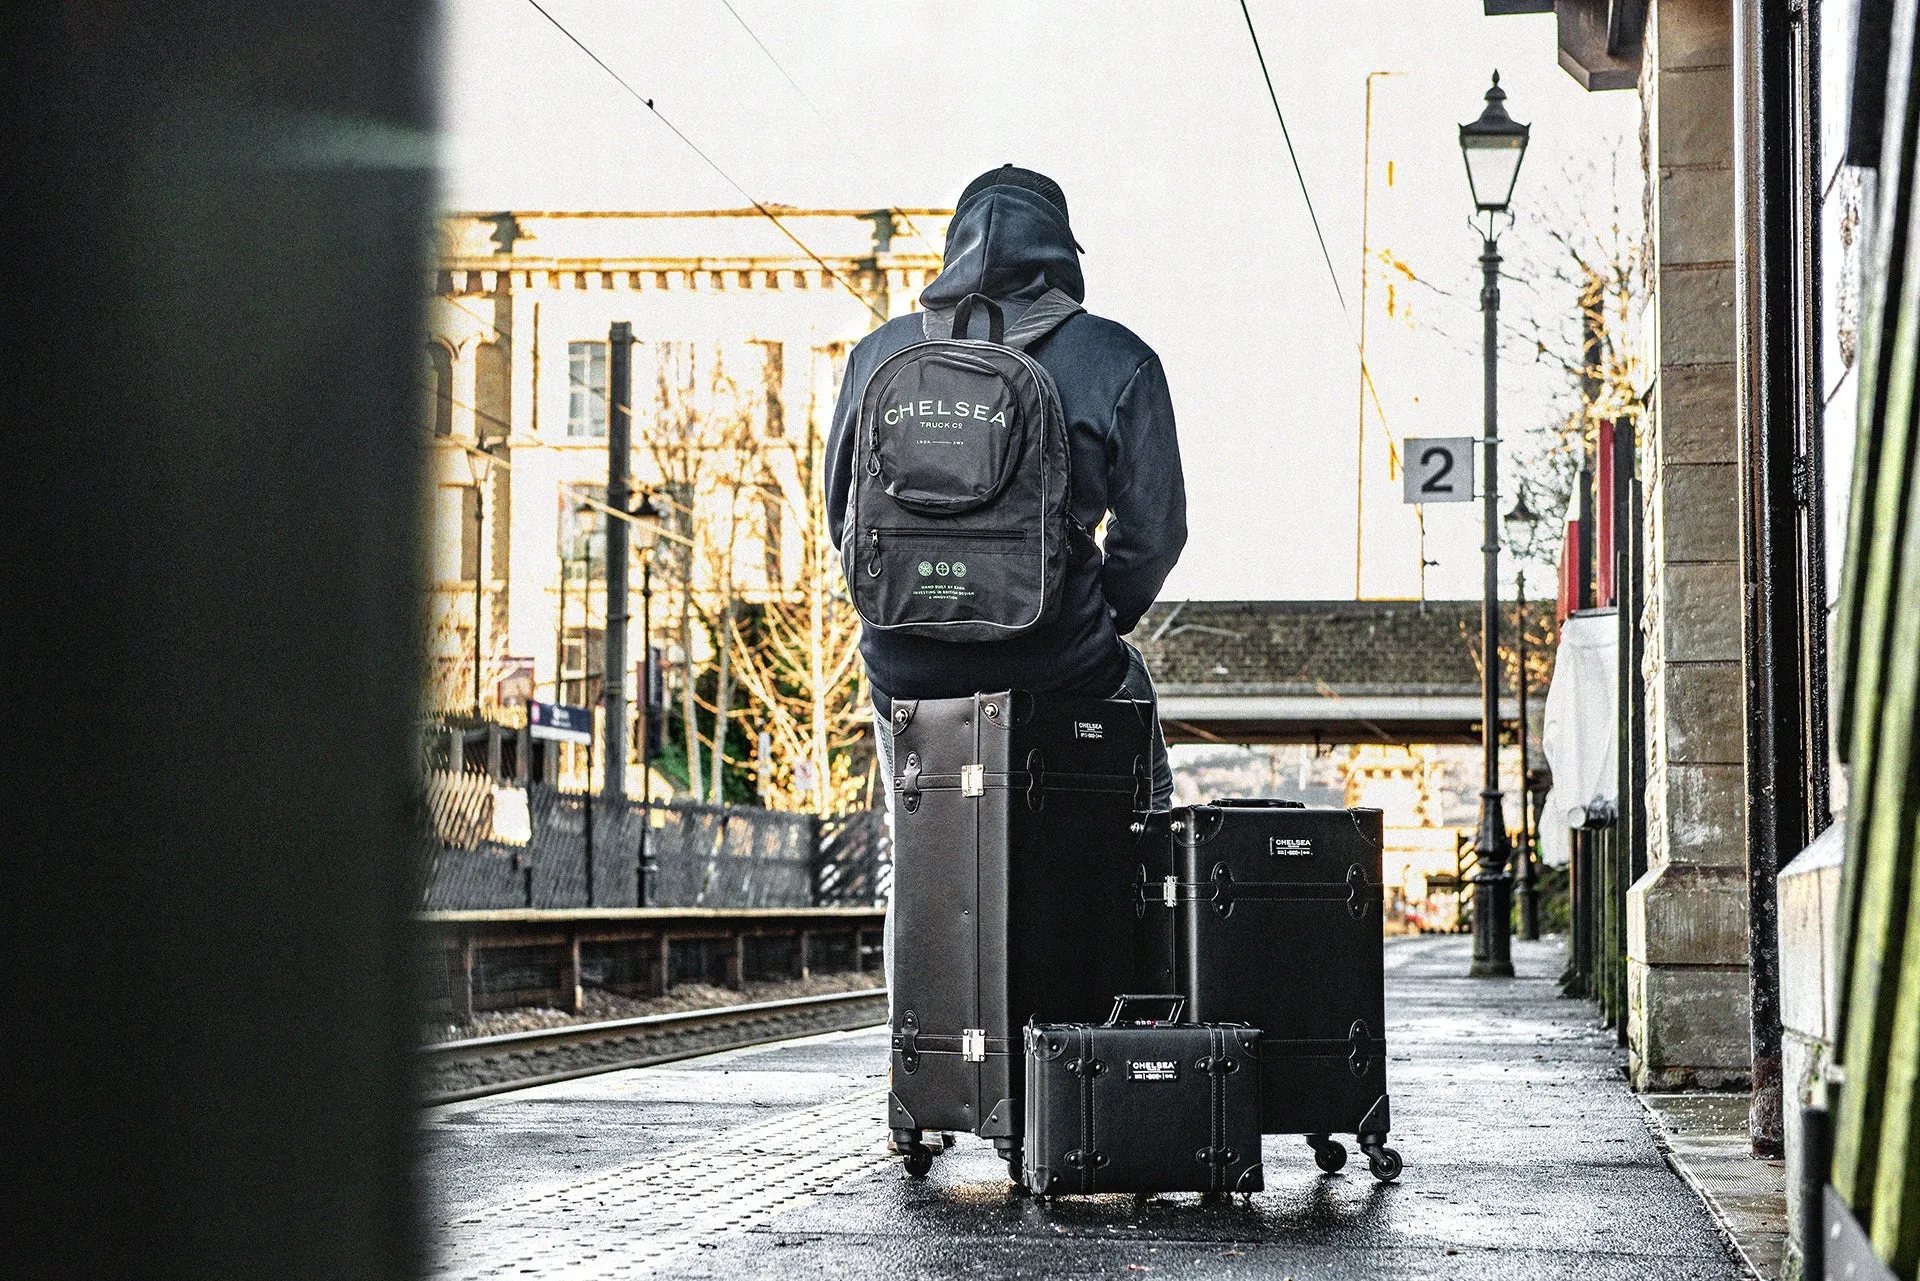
[422,988,889,1105]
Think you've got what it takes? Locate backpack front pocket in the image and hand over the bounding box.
[854,526,1050,637]
[868,353,1026,515]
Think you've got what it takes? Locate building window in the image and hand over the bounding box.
[754,340,785,437]
[568,341,607,438]
[426,342,454,437]
[474,341,509,440]
[434,485,478,583]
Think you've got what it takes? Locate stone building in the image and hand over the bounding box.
[420,208,948,744]
[1489,0,1893,1267]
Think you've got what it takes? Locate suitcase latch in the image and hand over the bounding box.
[960,764,985,797]
[1162,875,1178,907]
[961,1027,987,1062]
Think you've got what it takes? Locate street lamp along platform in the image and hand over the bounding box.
[463,439,498,718]
[1460,72,1529,978]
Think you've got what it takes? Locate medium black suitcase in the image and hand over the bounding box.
[886,689,1153,1181]
[1143,799,1402,1181]
[1023,995,1264,1198]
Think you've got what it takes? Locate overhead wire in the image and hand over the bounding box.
[1237,3,1427,588]
[521,0,892,325]
[1238,0,1347,316]
[709,0,940,255]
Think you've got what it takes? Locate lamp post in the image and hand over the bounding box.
[1505,496,1543,941]
[629,492,661,906]
[464,442,498,718]
[1460,71,1530,978]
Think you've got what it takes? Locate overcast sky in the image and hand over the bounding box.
[434,1,1640,601]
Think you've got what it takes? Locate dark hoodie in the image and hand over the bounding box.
[826,183,1187,710]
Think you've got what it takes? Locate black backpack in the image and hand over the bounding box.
[842,288,1083,641]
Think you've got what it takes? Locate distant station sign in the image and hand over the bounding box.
[529,700,593,744]
[1402,437,1476,504]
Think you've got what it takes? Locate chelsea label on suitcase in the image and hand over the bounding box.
[887,689,1154,1181]
[1023,995,1263,1198]
[1144,799,1403,1182]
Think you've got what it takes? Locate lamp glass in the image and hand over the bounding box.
[464,443,495,487]
[1463,136,1527,212]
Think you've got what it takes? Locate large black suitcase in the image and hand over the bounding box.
[886,690,1153,1181]
[1142,799,1402,1181]
[1023,996,1264,1198]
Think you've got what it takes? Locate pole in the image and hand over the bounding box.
[637,559,652,907]
[1470,228,1515,979]
[604,322,632,802]
[472,470,485,717]
[1518,572,1539,940]
[583,517,595,908]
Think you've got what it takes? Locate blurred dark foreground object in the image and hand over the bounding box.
[1,5,435,1278]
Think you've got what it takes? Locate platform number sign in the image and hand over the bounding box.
[1402,437,1475,504]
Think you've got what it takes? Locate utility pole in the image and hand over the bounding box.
[604,322,632,802]
[637,561,653,907]
[582,511,596,908]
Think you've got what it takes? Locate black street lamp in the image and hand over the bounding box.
[630,491,661,907]
[1460,72,1529,978]
[463,441,498,718]
[1504,492,1545,940]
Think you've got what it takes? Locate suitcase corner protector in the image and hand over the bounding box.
[980,1097,1017,1138]
[1357,1093,1391,1138]
[887,1091,918,1131]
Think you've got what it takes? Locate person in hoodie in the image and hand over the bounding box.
[827,165,1186,810]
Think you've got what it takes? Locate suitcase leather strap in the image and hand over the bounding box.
[1157,863,1381,919]
[1260,1020,1387,1078]
[895,750,1148,816]
[890,1021,1014,1073]
[1065,1026,1105,1192]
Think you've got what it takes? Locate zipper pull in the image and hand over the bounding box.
[866,528,881,577]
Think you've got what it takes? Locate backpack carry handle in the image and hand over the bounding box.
[1107,993,1186,1026]
[950,292,1005,344]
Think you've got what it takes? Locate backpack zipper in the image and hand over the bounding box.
[869,526,1027,542]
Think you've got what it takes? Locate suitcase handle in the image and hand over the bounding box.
[1106,993,1186,1026]
[1210,797,1307,809]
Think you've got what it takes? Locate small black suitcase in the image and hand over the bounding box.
[887,690,1154,1181]
[1023,995,1264,1197]
[1144,799,1402,1181]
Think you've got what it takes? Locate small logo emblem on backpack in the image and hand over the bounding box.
[935,562,950,576]
[952,561,967,577]
[1270,837,1313,857]
[917,561,933,577]
[1074,721,1105,740]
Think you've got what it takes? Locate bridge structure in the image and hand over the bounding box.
[1132,600,1548,747]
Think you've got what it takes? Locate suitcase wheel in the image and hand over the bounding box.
[1361,1142,1402,1183]
[1307,1135,1347,1174]
[903,1147,935,1180]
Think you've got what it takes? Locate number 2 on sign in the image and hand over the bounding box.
[1402,437,1474,504]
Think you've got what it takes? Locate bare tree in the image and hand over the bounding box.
[725,343,871,815]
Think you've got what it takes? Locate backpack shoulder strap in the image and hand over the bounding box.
[1003,288,1083,350]
[919,287,1083,347]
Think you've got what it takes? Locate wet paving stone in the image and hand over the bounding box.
[423,935,1750,1280]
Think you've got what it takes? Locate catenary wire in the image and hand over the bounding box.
[1238,0,1347,317]
[522,0,891,325]
[708,0,939,255]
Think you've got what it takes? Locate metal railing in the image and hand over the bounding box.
[416,769,889,911]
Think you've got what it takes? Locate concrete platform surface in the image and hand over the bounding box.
[422,934,1750,1280]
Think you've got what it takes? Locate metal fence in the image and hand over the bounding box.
[417,770,891,911]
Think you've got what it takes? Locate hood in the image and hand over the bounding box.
[919,185,1085,310]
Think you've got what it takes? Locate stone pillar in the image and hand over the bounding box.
[1627,0,1754,1091]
